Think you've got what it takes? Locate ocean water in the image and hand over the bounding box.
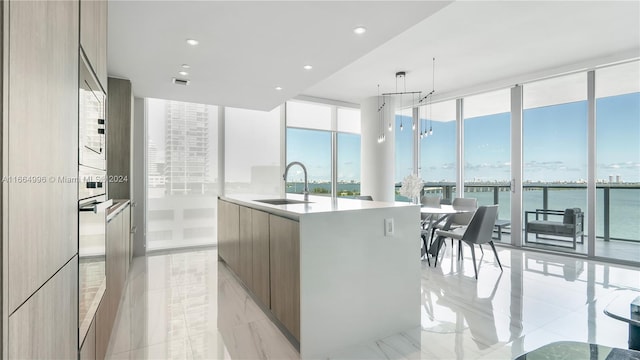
[287,182,640,241]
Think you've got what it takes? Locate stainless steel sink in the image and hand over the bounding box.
[254,199,312,205]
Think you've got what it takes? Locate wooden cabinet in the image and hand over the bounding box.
[95,293,110,360]
[80,318,96,360]
[122,205,131,278]
[238,206,253,287]
[217,200,296,340]
[80,0,96,71]
[107,209,124,322]
[107,77,133,199]
[237,207,270,306]
[6,0,79,314]
[218,200,240,270]
[269,215,300,341]
[8,257,78,359]
[96,0,108,87]
[80,0,107,88]
[251,210,271,308]
[95,203,130,360]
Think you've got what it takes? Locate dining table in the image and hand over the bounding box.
[420,205,476,263]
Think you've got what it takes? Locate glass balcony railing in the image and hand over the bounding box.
[395,182,640,243]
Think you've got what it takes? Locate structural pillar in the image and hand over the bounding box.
[511,85,524,247]
[361,96,396,202]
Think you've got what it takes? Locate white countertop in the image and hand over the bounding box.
[220,193,416,218]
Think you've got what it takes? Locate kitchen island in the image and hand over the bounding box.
[217,194,420,358]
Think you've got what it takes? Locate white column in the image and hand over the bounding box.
[511,85,524,247]
[587,71,596,257]
[280,103,286,197]
[331,106,338,198]
[456,99,464,197]
[361,96,395,202]
[218,106,226,196]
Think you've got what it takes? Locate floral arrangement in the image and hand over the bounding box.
[399,173,424,200]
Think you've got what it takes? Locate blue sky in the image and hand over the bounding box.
[287,92,639,184]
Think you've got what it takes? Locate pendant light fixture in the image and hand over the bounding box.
[374,58,438,144]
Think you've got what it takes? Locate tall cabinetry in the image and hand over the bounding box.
[107,77,133,199]
[81,0,108,88]
[2,1,80,358]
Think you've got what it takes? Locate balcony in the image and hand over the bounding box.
[397,182,640,263]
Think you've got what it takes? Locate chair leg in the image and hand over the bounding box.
[422,235,431,266]
[489,241,503,271]
[469,244,478,279]
[479,244,484,255]
[433,236,445,267]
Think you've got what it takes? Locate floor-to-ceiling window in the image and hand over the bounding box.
[146,98,218,250]
[464,89,511,240]
[595,61,640,263]
[224,106,281,195]
[286,100,361,197]
[523,73,588,254]
[419,100,457,201]
[286,128,331,195]
[337,107,361,196]
[395,107,414,201]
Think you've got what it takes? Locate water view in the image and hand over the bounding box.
[287,181,640,242]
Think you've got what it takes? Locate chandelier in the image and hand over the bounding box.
[376,58,437,143]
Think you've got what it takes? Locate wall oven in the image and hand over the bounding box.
[78,54,110,341]
[78,194,111,338]
[79,55,106,170]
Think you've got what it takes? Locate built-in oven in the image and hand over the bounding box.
[78,52,110,343]
[78,194,111,342]
[79,55,106,170]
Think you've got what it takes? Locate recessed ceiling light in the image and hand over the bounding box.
[186,39,199,46]
[353,26,367,35]
[275,86,283,91]
[178,71,189,76]
[303,65,313,70]
[181,64,190,69]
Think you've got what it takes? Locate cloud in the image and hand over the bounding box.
[602,162,640,169]
[465,161,511,170]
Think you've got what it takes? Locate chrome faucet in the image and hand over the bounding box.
[283,161,309,201]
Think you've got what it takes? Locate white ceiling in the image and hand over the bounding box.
[304,1,640,105]
[107,1,451,111]
[109,1,640,111]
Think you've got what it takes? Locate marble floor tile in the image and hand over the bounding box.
[106,246,640,360]
[219,319,299,360]
[109,337,194,360]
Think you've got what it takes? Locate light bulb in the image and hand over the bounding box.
[400,123,403,131]
[420,132,424,139]
[388,123,392,131]
[429,127,433,135]
[412,122,416,131]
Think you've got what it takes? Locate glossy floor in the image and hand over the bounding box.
[106,245,640,359]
